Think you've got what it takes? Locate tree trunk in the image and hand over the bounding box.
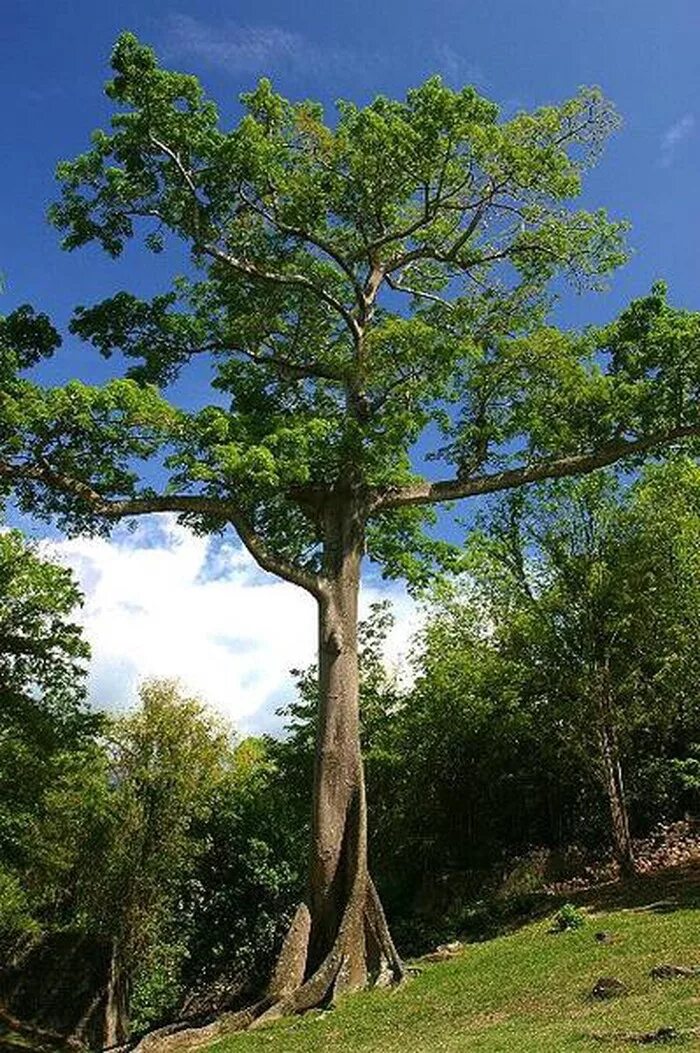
[260,498,403,1021]
[128,502,404,1050]
[594,661,635,877]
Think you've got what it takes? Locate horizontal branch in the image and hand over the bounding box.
[0,460,326,600]
[375,425,700,510]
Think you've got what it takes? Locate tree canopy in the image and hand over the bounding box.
[2,34,698,593]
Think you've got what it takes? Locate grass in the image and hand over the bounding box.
[209,865,700,1052]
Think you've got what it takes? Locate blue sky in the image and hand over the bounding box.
[2,0,698,342]
[1,1,698,725]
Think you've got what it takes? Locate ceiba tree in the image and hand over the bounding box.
[3,34,700,1025]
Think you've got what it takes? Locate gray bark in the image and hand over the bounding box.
[594,660,635,876]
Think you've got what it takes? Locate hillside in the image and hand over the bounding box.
[205,865,700,1053]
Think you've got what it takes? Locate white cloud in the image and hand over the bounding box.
[432,44,487,90]
[163,15,369,82]
[660,113,695,168]
[163,14,485,92]
[42,516,418,734]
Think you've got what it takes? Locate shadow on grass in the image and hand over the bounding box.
[573,861,700,915]
[411,860,700,955]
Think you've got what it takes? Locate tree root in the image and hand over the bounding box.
[129,879,404,1053]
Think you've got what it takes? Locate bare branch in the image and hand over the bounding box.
[147,134,360,342]
[237,345,345,383]
[202,242,360,341]
[0,460,327,599]
[374,426,700,510]
[149,136,200,199]
[239,187,365,303]
[385,273,454,310]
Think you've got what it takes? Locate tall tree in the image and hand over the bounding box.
[0,527,92,872]
[83,680,231,1030]
[466,461,700,874]
[2,34,700,1020]
[0,525,97,952]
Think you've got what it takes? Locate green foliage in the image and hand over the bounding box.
[81,681,231,963]
[180,737,304,1007]
[0,527,98,921]
[3,32,676,592]
[0,304,61,374]
[0,867,38,951]
[3,34,700,1035]
[265,462,700,925]
[0,528,89,714]
[129,939,188,1036]
[552,903,586,932]
[461,460,700,813]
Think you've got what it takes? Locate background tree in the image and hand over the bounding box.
[466,462,700,873]
[179,737,304,1021]
[0,526,97,948]
[2,33,700,1019]
[394,461,700,889]
[72,679,231,1030]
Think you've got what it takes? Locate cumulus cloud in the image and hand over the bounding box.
[660,113,695,167]
[42,516,418,734]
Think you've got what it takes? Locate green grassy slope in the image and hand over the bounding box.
[211,867,700,1053]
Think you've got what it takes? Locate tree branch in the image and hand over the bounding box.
[0,460,327,600]
[147,133,361,343]
[202,242,360,341]
[374,426,700,510]
[385,273,454,310]
[238,186,365,304]
[226,507,327,599]
[238,345,345,383]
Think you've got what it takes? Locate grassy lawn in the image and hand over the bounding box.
[209,868,700,1052]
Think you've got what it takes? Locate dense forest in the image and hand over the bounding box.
[1,26,699,1053]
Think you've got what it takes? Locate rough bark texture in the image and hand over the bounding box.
[263,498,404,1017]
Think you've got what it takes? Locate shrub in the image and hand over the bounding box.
[552,903,585,932]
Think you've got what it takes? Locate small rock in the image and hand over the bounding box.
[635,1027,680,1045]
[594,931,614,944]
[650,964,700,980]
[590,976,627,1000]
[421,940,462,963]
